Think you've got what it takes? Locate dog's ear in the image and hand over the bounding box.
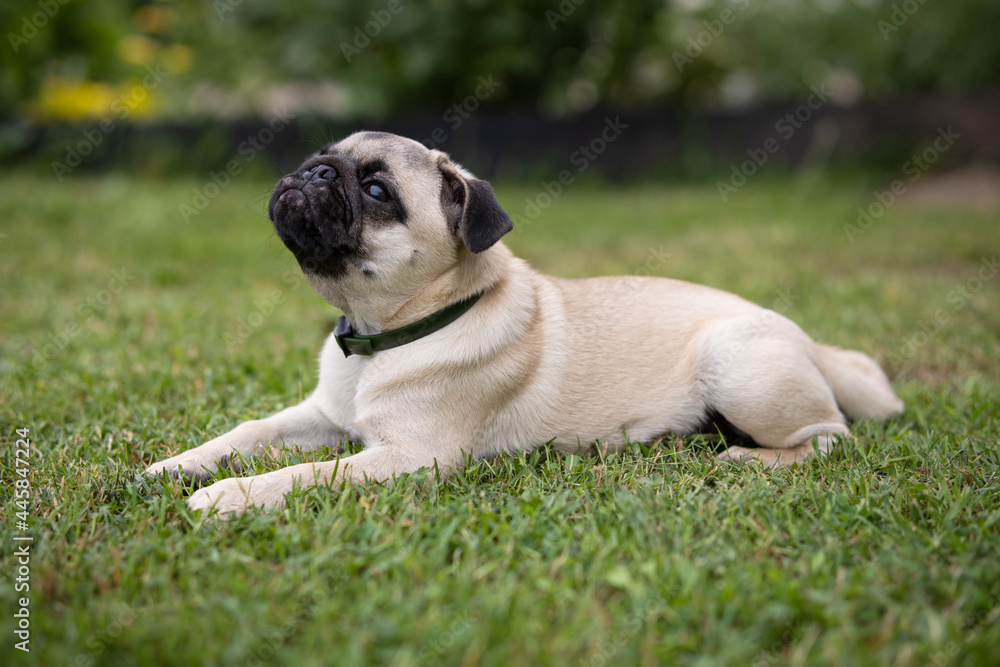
[438,158,513,253]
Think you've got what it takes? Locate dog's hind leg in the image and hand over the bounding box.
[698,316,850,467]
[714,432,842,467]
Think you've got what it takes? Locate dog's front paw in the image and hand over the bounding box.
[187,473,290,517]
[144,451,220,483]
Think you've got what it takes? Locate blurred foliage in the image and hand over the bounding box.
[1,0,999,122]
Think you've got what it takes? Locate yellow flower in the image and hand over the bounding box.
[35,78,116,122]
[115,79,158,119]
[32,76,163,122]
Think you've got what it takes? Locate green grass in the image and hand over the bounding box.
[1,169,998,666]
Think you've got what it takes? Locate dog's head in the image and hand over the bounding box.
[268,131,512,310]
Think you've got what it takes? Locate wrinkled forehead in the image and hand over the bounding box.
[326,131,433,175]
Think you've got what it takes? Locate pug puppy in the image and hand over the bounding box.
[145,131,903,516]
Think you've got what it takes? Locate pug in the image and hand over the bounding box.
[144,131,904,516]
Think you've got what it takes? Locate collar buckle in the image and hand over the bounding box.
[334,316,374,357]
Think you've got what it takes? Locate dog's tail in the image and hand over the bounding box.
[816,344,904,421]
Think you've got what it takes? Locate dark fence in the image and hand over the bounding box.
[7,94,999,181]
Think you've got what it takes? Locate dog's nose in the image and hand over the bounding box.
[303,165,337,182]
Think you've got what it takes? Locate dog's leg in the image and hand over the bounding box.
[144,399,344,482]
[701,320,849,468]
[186,444,456,516]
[715,433,840,467]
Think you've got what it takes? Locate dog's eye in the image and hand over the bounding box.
[364,182,389,202]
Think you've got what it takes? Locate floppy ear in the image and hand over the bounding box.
[439,160,513,253]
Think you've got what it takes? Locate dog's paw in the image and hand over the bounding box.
[144,451,219,484]
[186,478,252,517]
[186,473,290,517]
[717,445,802,468]
[716,445,761,463]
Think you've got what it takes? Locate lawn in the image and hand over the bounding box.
[1,168,998,666]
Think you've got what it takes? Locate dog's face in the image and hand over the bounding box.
[268,131,513,312]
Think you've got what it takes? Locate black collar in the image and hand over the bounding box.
[334,292,483,357]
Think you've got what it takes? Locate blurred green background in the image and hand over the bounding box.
[2,0,999,176]
[4,0,1000,118]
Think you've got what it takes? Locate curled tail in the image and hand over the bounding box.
[816,344,904,421]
